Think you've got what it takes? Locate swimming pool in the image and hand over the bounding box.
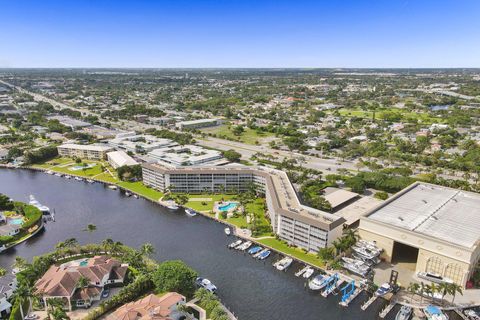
[218,202,238,212]
[9,218,24,225]
[70,163,96,171]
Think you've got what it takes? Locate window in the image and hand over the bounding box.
[425,256,444,275]
[444,263,464,284]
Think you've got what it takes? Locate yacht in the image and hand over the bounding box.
[74,176,84,181]
[224,227,231,235]
[257,250,271,260]
[352,245,380,260]
[395,306,412,320]
[133,194,139,199]
[308,274,328,290]
[165,200,179,210]
[29,195,51,215]
[424,305,449,320]
[357,240,382,253]
[196,277,217,294]
[185,208,197,217]
[274,257,293,271]
[341,258,370,276]
[248,246,262,255]
[228,240,242,249]
[417,272,453,284]
[375,283,393,297]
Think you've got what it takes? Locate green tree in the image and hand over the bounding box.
[152,260,198,296]
[140,243,155,257]
[222,149,241,162]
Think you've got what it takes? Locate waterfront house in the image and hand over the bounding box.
[0,224,20,237]
[35,256,128,310]
[0,274,17,318]
[105,292,188,320]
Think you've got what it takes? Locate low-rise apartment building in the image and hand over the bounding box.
[57,144,113,160]
[175,118,221,130]
[142,163,345,251]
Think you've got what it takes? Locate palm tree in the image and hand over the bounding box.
[449,283,463,303]
[102,238,114,253]
[12,285,28,319]
[84,224,97,232]
[13,256,28,270]
[76,276,89,289]
[176,304,193,320]
[419,282,426,303]
[438,282,449,303]
[140,243,155,257]
[407,282,420,303]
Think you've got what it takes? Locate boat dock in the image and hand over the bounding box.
[454,308,470,320]
[379,302,396,318]
[339,286,361,307]
[361,295,378,311]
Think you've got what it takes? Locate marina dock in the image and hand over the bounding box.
[379,303,396,318]
[339,287,361,307]
[361,295,378,311]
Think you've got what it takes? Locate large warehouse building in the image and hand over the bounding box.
[359,182,480,287]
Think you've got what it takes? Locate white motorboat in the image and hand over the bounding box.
[196,277,217,293]
[64,175,71,179]
[133,194,139,199]
[424,305,449,320]
[303,267,315,279]
[228,240,242,249]
[295,265,310,277]
[357,240,382,253]
[308,274,328,290]
[185,208,197,217]
[237,241,252,251]
[86,179,95,183]
[54,173,63,177]
[341,258,370,276]
[395,305,412,320]
[352,253,379,266]
[29,195,51,215]
[165,200,179,210]
[108,185,118,190]
[74,176,84,181]
[464,309,480,320]
[375,283,393,297]
[46,170,54,175]
[253,248,268,258]
[224,227,231,235]
[352,245,380,260]
[125,192,132,197]
[274,257,293,271]
[417,272,453,284]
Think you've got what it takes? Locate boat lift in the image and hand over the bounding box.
[321,273,340,297]
[339,280,358,306]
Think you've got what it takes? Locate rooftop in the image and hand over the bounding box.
[366,182,480,248]
[58,143,113,152]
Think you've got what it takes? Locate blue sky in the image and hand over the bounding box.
[1,0,479,68]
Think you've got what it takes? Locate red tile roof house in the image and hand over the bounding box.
[35,256,128,311]
[105,292,187,320]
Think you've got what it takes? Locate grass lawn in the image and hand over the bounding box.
[257,238,325,268]
[117,181,164,201]
[337,108,446,124]
[201,125,275,145]
[185,193,237,212]
[32,157,110,178]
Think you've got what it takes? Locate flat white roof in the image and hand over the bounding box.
[367,182,480,248]
[59,144,113,152]
[177,119,219,125]
[107,151,138,167]
[324,189,359,209]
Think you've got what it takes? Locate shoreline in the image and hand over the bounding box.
[1,165,479,312]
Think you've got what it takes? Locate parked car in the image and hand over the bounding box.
[102,288,110,298]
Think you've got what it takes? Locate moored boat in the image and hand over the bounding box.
[237,241,252,251]
[274,257,293,271]
[395,305,412,320]
[295,265,309,277]
[308,274,328,290]
[257,250,271,260]
[375,283,393,297]
[29,195,51,215]
[228,240,242,249]
[224,227,231,235]
[248,246,262,255]
[303,267,315,279]
[185,208,197,217]
[424,305,449,320]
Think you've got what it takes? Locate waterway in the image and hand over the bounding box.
[0,169,462,320]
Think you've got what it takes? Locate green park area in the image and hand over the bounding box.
[201,124,275,144]
[184,193,237,212]
[257,237,325,268]
[32,157,112,178]
[337,108,446,124]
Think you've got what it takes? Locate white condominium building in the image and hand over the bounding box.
[57,144,113,160]
[142,163,345,252]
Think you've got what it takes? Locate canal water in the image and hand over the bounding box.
[0,169,461,320]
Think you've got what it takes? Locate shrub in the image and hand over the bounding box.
[374,191,389,200]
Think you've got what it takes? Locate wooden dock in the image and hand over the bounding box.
[454,309,469,320]
[361,295,378,311]
[379,303,396,318]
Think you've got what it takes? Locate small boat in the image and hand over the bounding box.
[417,272,453,284]
[108,185,118,190]
[253,248,268,258]
[357,240,382,253]
[237,241,252,251]
[248,246,262,255]
[133,194,139,199]
[396,306,412,320]
[64,175,71,179]
[228,240,242,249]
[196,277,217,294]
[54,173,63,177]
[274,257,293,271]
[125,192,132,197]
[86,179,95,183]
[352,253,379,266]
[303,267,315,279]
[341,258,370,276]
[224,227,231,235]
[352,245,380,260]
[308,274,328,290]
[464,309,480,320]
[424,305,449,320]
[185,208,197,217]
[375,283,393,297]
[165,200,179,210]
[46,170,54,175]
[74,176,83,181]
[257,250,271,260]
[295,265,310,277]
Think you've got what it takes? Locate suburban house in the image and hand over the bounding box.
[35,256,128,310]
[106,292,188,320]
[0,275,17,318]
[0,223,20,237]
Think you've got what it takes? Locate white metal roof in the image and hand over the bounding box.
[367,183,480,248]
